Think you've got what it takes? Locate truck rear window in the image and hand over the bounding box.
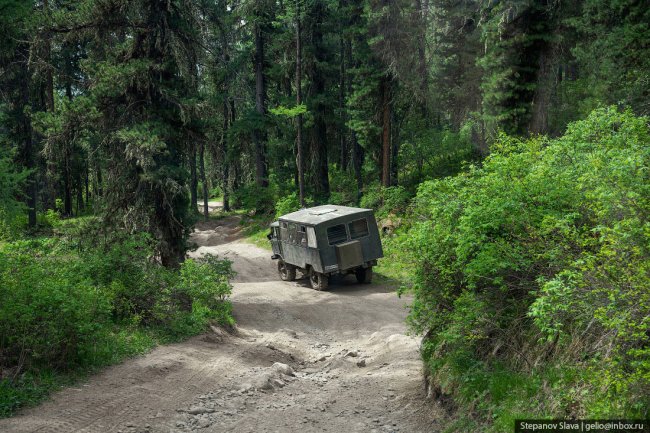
[348,218,369,239]
[327,224,348,245]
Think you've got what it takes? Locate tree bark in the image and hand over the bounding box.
[296,0,306,207]
[63,146,73,217]
[220,97,231,213]
[347,38,362,203]
[16,43,38,227]
[339,0,348,170]
[199,141,209,219]
[380,76,391,188]
[253,22,269,188]
[190,143,198,213]
[414,0,428,118]
[307,1,329,201]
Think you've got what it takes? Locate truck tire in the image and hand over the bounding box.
[278,260,296,281]
[309,269,329,291]
[355,266,373,284]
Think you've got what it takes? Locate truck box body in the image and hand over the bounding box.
[270,205,383,275]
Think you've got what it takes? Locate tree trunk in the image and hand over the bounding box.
[380,76,391,188]
[85,162,90,207]
[339,0,348,170]
[347,39,362,203]
[253,22,269,188]
[16,44,38,227]
[76,171,84,214]
[63,66,73,217]
[199,141,209,219]
[221,97,231,213]
[63,145,73,217]
[390,109,399,186]
[296,0,306,207]
[307,1,329,202]
[414,0,428,119]
[190,143,198,213]
[96,162,103,198]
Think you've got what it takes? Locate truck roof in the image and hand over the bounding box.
[278,205,373,225]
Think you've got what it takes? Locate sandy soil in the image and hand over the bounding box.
[0,215,442,433]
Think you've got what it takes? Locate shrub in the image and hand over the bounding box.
[0,240,112,370]
[360,183,411,218]
[0,231,236,417]
[328,170,358,206]
[179,254,235,326]
[407,107,650,425]
[231,183,276,214]
[275,192,301,218]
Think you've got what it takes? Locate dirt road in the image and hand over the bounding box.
[0,216,441,433]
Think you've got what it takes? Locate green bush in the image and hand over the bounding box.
[360,183,411,218]
[275,192,301,218]
[0,232,235,417]
[209,185,222,199]
[328,169,358,206]
[0,150,27,238]
[231,183,276,214]
[0,240,112,370]
[179,254,235,325]
[407,107,650,426]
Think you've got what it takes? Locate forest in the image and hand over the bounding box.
[0,0,649,430]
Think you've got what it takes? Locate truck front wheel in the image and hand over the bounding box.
[355,266,373,284]
[309,269,329,291]
[278,260,296,281]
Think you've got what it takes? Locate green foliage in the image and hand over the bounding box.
[570,0,650,115]
[0,239,112,370]
[360,183,410,218]
[328,170,358,206]
[406,107,650,427]
[0,227,235,417]
[209,186,222,200]
[269,104,307,117]
[0,150,27,238]
[232,183,277,214]
[179,255,235,326]
[275,192,302,218]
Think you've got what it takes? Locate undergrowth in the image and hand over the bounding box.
[0,219,234,418]
[401,107,650,430]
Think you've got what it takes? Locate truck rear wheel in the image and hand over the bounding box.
[309,269,329,291]
[278,260,296,281]
[355,266,373,284]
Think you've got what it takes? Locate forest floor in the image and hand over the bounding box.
[0,210,442,433]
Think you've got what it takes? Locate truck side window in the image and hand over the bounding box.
[280,221,288,240]
[288,223,297,243]
[327,224,348,245]
[297,225,307,246]
[348,218,369,239]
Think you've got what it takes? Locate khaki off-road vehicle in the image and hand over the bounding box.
[268,205,384,290]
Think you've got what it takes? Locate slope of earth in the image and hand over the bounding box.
[0,215,442,433]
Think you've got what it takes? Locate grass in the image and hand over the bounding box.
[373,234,416,286]
[239,214,273,250]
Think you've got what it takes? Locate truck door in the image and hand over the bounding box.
[270,227,283,257]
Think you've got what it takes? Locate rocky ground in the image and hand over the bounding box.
[0,213,443,433]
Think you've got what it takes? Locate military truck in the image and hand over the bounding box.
[268,205,384,290]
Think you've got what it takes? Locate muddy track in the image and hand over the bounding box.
[0,213,442,433]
